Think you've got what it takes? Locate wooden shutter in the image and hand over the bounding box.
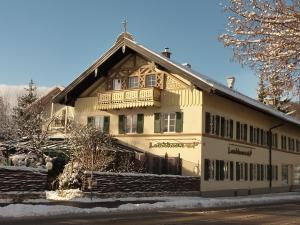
[175,112,183,133]
[243,124,248,141]
[87,117,95,127]
[137,114,144,134]
[220,117,225,137]
[205,112,211,134]
[236,122,240,140]
[103,116,110,133]
[215,115,220,135]
[229,119,233,139]
[230,161,234,181]
[250,126,253,143]
[118,115,125,134]
[154,113,161,133]
[204,159,210,181]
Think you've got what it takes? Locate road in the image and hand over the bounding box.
[1,201,300,225]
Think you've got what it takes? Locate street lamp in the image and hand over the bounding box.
[268,123,284,191]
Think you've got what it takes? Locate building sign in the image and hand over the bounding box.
[149,141,200,149]
[228,144,253,156]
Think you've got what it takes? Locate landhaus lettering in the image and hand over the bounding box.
[228,144,253,156]
[149,142,200,149]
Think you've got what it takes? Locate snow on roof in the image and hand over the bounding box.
[127,38,300,127]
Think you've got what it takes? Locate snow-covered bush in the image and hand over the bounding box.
[58,162,83,190]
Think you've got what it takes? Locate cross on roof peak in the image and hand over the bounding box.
[122,19,128,33]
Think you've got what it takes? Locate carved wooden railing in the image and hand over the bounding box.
[97,87,161,110]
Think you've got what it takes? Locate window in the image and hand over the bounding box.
[216,160,225,181]
[113,79,122,90]
[236,122,247,141]
[128,76,139,88]
[87,116,110,133]
[126,115,137,133]
[296,140,300,152]
[163,113,176,132]
[288,138,295,151]
[146,74,156,87]
[119,114,144,134]
[281,135,287,150]
[155,112,183,133]
[272,133,278,148]
[205,112,232,139]
[204,159,215,181]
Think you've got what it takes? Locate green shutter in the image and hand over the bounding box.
[154,113,161,133]
[118,115,125,134]
[205,112,211,134]
[87,117,94,127]
[103,116,110,133]
[137,114,144,134]
[175,112,183,133]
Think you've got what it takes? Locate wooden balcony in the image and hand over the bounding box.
[97,87,161,110]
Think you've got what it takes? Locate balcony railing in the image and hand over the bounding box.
[97,87,161,110]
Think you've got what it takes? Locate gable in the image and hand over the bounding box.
[80,53,192,98]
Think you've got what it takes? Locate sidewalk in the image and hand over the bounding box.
[0,191,300,218]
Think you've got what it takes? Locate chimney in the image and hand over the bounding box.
[182,63,191,69]
[226,76,235,89]
[162,47,171,58]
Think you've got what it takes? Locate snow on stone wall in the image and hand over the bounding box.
[0,166,47,192]
[82,172,200,193]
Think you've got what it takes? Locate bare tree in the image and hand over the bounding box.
[0,96,14,141]
[219,0,300,109]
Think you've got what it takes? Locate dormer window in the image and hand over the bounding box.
[128,76,139,89]
[146,74,156,87]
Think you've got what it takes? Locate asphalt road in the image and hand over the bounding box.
[1,201,300,225]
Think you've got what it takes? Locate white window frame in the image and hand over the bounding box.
[113,79,122,90]
[162,113,176,133]
[128,76,139,89]
[146,74,156,87]
[87,116,104,132]
[125,114,137,134]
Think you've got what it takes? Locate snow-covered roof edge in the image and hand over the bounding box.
[125,38,300,127]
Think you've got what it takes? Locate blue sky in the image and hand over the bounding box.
[0,0,258,97]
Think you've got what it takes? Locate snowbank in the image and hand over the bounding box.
[1,192,300,218]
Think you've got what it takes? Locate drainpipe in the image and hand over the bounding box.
[268,123,284,191]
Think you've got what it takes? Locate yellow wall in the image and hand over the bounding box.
[74,54,204,176]
[201,91,300,192]
[73,53,300,193]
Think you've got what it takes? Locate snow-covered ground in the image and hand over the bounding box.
[0,191,300,218]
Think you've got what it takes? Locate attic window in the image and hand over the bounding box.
[146,74,156,87]
[128,76,139,89]
[113,79,122,90]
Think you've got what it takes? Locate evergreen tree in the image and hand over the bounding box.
[12,80,47,157]
[257,74,267,103]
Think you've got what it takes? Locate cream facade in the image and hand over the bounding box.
[55,33,300,196]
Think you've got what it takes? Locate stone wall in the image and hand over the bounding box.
[82,172,200,193]
[0,166,47,192]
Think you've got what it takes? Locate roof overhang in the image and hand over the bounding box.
[54,34,300,127]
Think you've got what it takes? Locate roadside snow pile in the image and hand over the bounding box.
[1,192,300,218]
[46,189,83,201]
